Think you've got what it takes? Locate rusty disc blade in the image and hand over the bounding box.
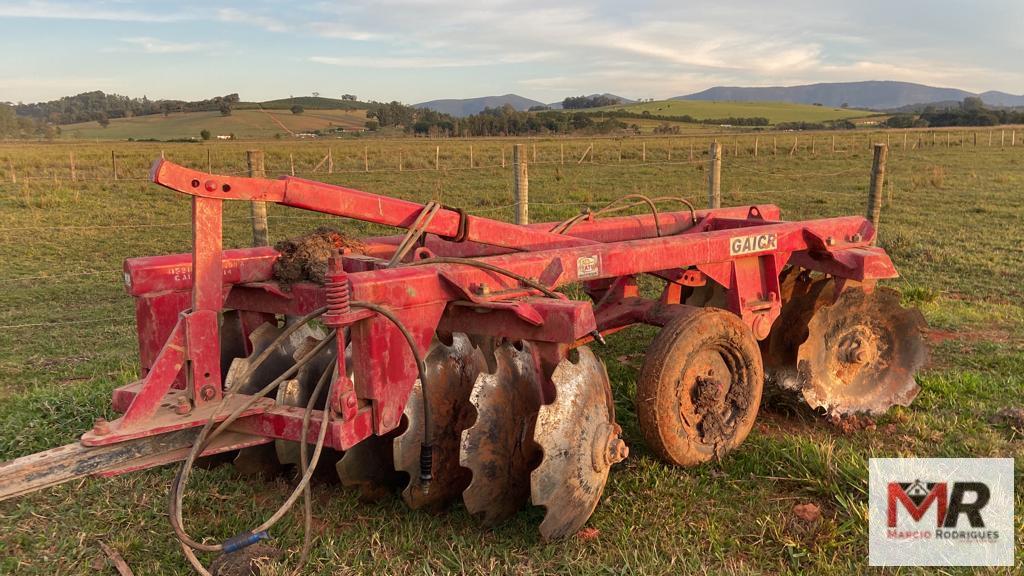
[797,286,928,414]
[393,333,487,511]
[336,432,404,502]
[763,271,834,391]
[531,346,625,540]
[227,320,323,475]
[460,341,543,527]
[275,335,338,466]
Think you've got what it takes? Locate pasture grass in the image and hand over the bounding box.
[0,133,1021,574]
[599,100,872,124]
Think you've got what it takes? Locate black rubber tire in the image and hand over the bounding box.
[637,307,763,467]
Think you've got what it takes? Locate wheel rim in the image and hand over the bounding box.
[678,342,754,451]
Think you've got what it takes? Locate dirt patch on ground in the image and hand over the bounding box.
[993,407,1024,431]
[826,413,877,434]
[209,542,282,576]
[272,227,365,285]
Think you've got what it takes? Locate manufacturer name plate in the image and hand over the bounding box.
[577,255,600,278]
[729,233,778,256]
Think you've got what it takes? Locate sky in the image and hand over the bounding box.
[1,0,1022,104]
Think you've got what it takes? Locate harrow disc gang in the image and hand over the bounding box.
[393,333,488,510]
[531,346,624,540]
[797,285,928,414]
[460,341,543,526]
[227,321,324,476]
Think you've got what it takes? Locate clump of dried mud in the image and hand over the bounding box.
[273,227,364,285]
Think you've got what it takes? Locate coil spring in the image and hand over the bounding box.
[324,268,350,327]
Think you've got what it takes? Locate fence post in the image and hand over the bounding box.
[290,153,295,176]
[1001,130,1005,147]
[69,152,76,181]
[903,132,908,149]
[707,141,721,209]
[560,143,564,165]
[866,143,888,238]
[398,150,403,171]
[469,145,474,168]
[328,148,334,173]
[642,141,646,163]
[247,150,269,247]
[773,137,777,155]
[1013,130,1017,147]
[513,144,529,225]
[753,137,758,157]
[364,146,369,171]
[501,147,506,168]
[532,143,537,163]
[111,150,118,180]
[811,136,816,155]
[435,146,440,170]
[7,159,15,183]
[689,139,694,161]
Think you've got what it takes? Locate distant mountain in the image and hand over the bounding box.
[675,81,979,110]
[547,93,635,109]
[978,91,1024,108]
[413,94,545,117]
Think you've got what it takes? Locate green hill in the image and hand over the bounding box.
[244,96,369,110]
[594,99,872,124]
[60,108,368,140]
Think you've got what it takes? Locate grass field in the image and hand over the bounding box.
[0,132,1021,574]
[602,100,873,124]
[60,108,369,141]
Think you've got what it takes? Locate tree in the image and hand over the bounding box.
[200,129,211,140]
[312,92,320,98]
[841,102,849,108]
[290,105,304,115]
[341,94,357,101]
[365,120,379,131]
[219,103,232,116]
[96,112,110,128]
[961,96,985,112]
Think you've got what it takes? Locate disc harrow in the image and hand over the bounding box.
[0,159,928,571]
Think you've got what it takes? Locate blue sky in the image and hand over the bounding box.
[1,0,1022,104]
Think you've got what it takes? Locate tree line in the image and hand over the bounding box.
[367,101,777,137]
[0,103,56,138]
[885,97,1024,128]
[11,91,241,125]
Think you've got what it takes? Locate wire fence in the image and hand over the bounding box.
[1,129,1018,332]
[1,127,1018,184]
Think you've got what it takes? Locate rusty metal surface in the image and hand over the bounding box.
[274,334,338,466]
[228,321,316,475]
[531,346,625,540]
[460,341,543,527]
[393,334,486,511]
[637,307,763,467]
[763,270,834,391]
[797,286,927,414]
[335,432,404,501]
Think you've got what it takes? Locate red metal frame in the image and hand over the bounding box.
[84,159,897,466]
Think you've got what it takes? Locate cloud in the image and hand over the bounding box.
[113,37,210,54]
[0,1,185,22]
[310,55,489,69]
[217,8,290,33]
